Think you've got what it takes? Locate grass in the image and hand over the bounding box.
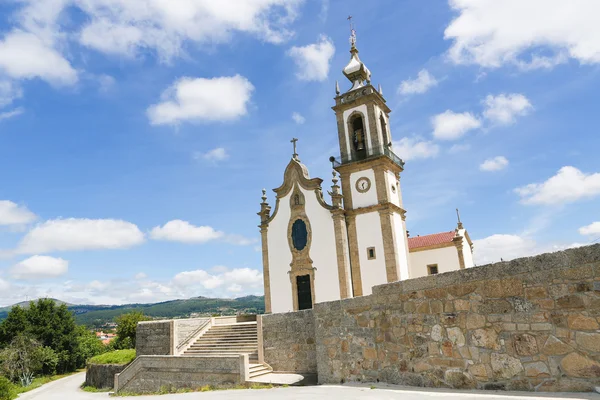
[89,349,136,365]
[80,383,112,393]
[10,370,85,396]
[115,382,278,396]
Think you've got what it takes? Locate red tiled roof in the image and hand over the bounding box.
[408,231,455,250]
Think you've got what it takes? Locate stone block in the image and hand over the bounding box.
[556,295,585,309]
[575,332,600,352]
[491,353,523,379]
[466,314,486,330]
[560,352,600,378]
[470,328,499,350]
[485,278,523,298]
[541,335,572,355]
[447,327,466,347]
[568,314,599,330]
[524,361,550,378]
[525,287,548,299]
[513,333,538,356]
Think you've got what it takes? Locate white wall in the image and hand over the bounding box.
[385,170,401,208]
[301,186,342,304]
[355,212,387,296]
[408,246,460,279]
[267,193,293,313]
[350,169,377,208]
[267,186,342,314]
[393,213,410,280]
[457,228,475,269]
[342,104,372,158]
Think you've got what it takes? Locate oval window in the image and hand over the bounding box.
[291,219,308,251]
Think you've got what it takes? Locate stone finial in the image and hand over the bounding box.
[258,189,271,223]
[378,84,383,95]
[330,170,343,208]
[456,208,464,230]
[335,80,340,95]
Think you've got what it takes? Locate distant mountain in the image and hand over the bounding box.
[0,296,265,328]
[0,298,73,313]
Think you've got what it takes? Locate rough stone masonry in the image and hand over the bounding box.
[260,244,600,392]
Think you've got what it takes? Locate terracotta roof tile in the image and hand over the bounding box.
[408,231,455,250]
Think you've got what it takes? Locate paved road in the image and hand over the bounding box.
[17,372,599,400]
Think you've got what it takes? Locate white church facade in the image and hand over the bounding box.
[258,33,474,314]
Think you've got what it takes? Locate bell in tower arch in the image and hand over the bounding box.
[355,128,365,151]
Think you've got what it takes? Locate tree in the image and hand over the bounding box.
[0,335,57,384]
[73,326,105,367]
[114,312,150,349]
[0,299,80,373]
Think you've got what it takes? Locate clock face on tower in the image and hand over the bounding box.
[356,177,371,193]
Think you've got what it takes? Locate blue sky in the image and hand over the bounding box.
[0,0,599,306]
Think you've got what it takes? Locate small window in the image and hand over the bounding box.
[367,247,376,260]
[428,264,439,275]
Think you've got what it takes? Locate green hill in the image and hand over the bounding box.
[0,296,265,328]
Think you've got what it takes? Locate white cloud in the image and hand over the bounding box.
[483,93,532,124]
[195,147,229,162]
[150,220,224,243]
[0,108,25,122]
[579,222,600,236]
[473,234,584,265]
[292,112,305,124]
[398,69,438,95]
[515,166,600,205]
[74,0,300,59]
[392,137,440,161]
[16,218,144,254]
[0,30,77,86]
[480,156,509,172]
[147,75,254,126]
[172,270,223,290]
[445,0,600,69]
[97,74,116,93]
[0,201,37,226]
[172,267,262,291]
[134,272,148,280]
[287,35,335,81]
[448,144,471,154]
[0,81,22,108]
[10,255,69,280]
[432,110,481,140]
[0,278,9,292]
[224,234,258,246]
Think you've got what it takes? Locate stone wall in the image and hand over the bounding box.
[114,355,246,394]
[136,320,173,356]
[263,244,600,392]
[85,363,127,389]
[174,318,209,350]
[261,309,317,373]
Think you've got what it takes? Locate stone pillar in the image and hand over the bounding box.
[379,208,399,283]
[453,235,466,270]
[259,225,272,313]
[346,214,363,296]
[332,209,352,299]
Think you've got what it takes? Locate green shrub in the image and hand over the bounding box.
[0,376,15,400]
[88,349,136,365]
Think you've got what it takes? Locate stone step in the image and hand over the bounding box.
[185,350,258,354]
[249,368,271,379]
[189,344,258,348]
[209,326,257,331]
[192,338,257,343]
[200,332,257,337]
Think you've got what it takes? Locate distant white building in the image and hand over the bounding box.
[258,32,474,314]
[408,226,474,278]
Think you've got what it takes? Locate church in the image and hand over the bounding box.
[258,31,474,314]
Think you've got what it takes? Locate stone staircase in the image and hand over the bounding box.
[182,321,272,379]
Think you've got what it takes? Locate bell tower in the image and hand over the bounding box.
[331,24,411,296]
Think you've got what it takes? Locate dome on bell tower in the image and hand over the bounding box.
[342,28,371,92]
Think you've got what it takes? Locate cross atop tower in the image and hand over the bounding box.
[348,15,356,47]
[291,137,299,158]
